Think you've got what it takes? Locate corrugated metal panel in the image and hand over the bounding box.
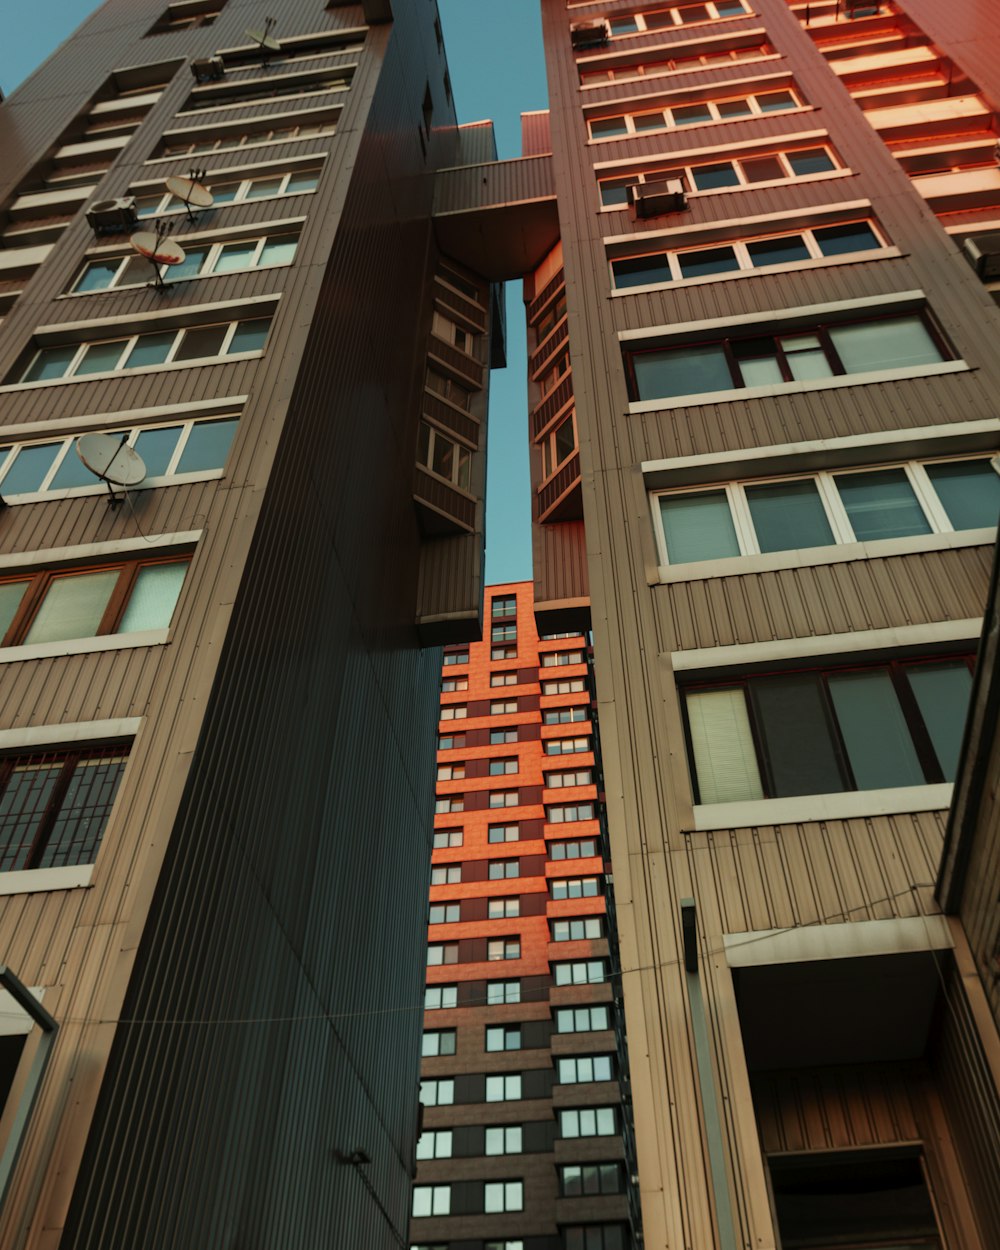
[432,154,555,216]
[521,110,552,157]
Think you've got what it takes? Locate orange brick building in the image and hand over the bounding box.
[411,582,639,1250]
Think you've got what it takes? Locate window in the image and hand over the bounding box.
[536,293,567,342]
[440,705,467,721]
[493,595,517,618]
[551,876,602,899]
[591,86,802,140]
[487,979,520,1005]
[485,1125,523,1154]
[160,119,336,159]
[541,651,584,667]
[436,764,465,781]
[422,1029,457,1057]
[433,829,462,848]
[540,414,578,479]
[555,1005,611,1033]
[486,1026,522,1052]
[147,0,224,34]
[560,1164,624,1196]
[492,645,517,661]
[580,41,775,85]
[488,937,520,961]
[546,770,593,789]
[548,803,596,824]
[0,747,128,872]
[416,1129,453,1160]
[654,456,1000,567]
[417,422,472,491]
[432,310,475,355]
[606,1,747,35]
[549,838,599,860]
[426,368,473,411]
[419,1079,454,1107]
[628,312,949,403]
[491,623,517,643]
[600,144,840,207]
[558,1107,618,1138]
[412,1185,451,1217]
[488,898,520,918]
[0,555,190,648]
[442,650,469,667]
[490,728,519,744]
[491,701,518,715]
[484,1181,523,1213]
[16,316,272,385]
[544,737,591,756]
[558,1055,615,1083]
[489,790,519,808]
[440,678,468,693]
[612,220,884,290]
[486,1074,522,1102]
[490,672,518,687]
[429,904,460,924]
[488,824,519,843]
[562,1226,630,1250]
[431,865,461,885]
[552,918,604,942]
[71,232,299,294]
[553,960,608,986]
[425,985,457,1010]
[134,167,320,218]
[427,943,459,966]
[537,350,569,399]
[489,859,520,880]
[685,656,974,805]
[489,758,519,776]
[434,797,463,814]
[438,734,465,750]
[542,679,587,696]
[543,707,588,725]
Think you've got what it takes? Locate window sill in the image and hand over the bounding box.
[691,783,953,831]
[628,359,970,414]
[587,104,812,146]
[0,864,94,895]
[0,351,265,393]
[657,526,996,583]
[0,629,169,665]
[2,469,224,505]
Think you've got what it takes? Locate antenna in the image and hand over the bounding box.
[76,432,147,510]
[245,17,280,68]
[130,220,188,290]
[165,168,214,222]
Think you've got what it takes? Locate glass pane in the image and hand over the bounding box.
[208,181,240,203]
[741,155,786,183]
[175,419,238,473]
[906,661,972,781]
[601,180,632,207]
[0,442,63,494]
[259,235,298,266]
[591,117,629,138]
[174,324,229,361]
[634,111,667,131]
[828,669,924,789]
[747,235,810,266]
[814,222,880,255]
[23,345,78,383]
[612,254,671,288]
[244,176,284,199]
[0,581,29,640]
[926,459,1000,530]
[120,255,153,286]
[686,688,763,804]
[123,330,176,368]
[0,762,62,871]
[757,91,796,111]
[835,468,930,541]
[787,147,835,175]
[73,261,121,293]
[672,104,713,125]
[633,344,731,400]
[117,560,189,632]
[609,16,639,31]
[134,425,184,477]
[553,418,576,464]
[746,479,834,551]
[133,194,162,218]
[830,315,942,374]
[211,241,258,273]
[24,569,120,643]
[781,336,834,381]
[678,246,739,278]
[228,317,271,353]
[738,354,783,386]
[660,491,740,563]
[284,171,319,193]
[48,444,102,489]
[432,434,456,480]
[751,673,846,797]
[692,162,740,190]
[40,753,127,869]
[717,98,752,117]
[76,339,129,375]
[677,4,710,20]
[167,246,209,280]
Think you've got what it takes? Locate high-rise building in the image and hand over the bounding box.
[412,581,639,1250]
[0,1,541,1246]
[528,1,1000,1248]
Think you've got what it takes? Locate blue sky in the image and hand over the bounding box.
[3,1,548,584]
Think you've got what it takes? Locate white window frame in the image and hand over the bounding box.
[418,421,474,492]
[589,86,803,140]
[415,1129,453,1160]
[134,166,321,218]
[607,1,750,38]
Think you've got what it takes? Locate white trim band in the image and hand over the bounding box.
[724,915,952,967]
[692,783,953,832]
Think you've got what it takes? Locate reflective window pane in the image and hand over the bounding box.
[926,459,1000,530]
[747,235,810,267]
[134,426,184,477]
[174,324,228,361]
[717,99,753,117]
[244,176,283,199]
[227,318,271,353]
[758,90,797,111]
[211,241,257,273]
[787,147,835,175]
[73,261,121,293]
[634,111,667,131]
[284,171,319,194]
[209,181,240,204]
[259,235,298,266]
[814,222,881,256]
[672,104,713,125]
[0,443,63,494]
[751,673,846,797]
[660,491,740,563]
[612,254,670,289]
[175,419,238,473]
[124,331,176,368]
[76,339,128,375]
[0,581,29,640]
[23,345,78,383]
[906,661,972,781]
[827,669,924,789]
[692,162,740,189]
[591,117,629,138]
[167,246,209,281]
[24,569,119,644]
[829,316,943,374]
[746,479,834,552]
[633,344,731,399]
[117,561,189,633]
[741,155,785,182]
[686,688,763,804]
[678,245,739,278]
[835,468,930,541]
[48,445,101,489]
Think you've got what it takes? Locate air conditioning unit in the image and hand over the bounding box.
[190,56,225,83]
[963,234,1000,280]
[85,197,137,235]
[570,20,610,50]
[628,179,688,220]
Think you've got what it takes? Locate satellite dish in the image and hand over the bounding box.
[245,27,281,52]
[130,231,186,267]
[165,174,214,210]
[77,433,146,509]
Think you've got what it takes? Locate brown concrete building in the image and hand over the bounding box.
[527,1,1000,1248]
[411,581,639,1250]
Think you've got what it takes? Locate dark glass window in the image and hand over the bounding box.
[835,468,931,541]
[745,480,834,552]
[787,147,836,175]
[672,103,713,125]
[750,674,846,798]
[678,246,740,278]
[692,162,740,190]
[925,459,1000,530]
[747,235,811,267]
[591,116,629,138]
[814,222,881,255]
[611,255,671,289]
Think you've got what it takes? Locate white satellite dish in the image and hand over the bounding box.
[77,433,146,509]
[245,27,281,52]
[130,231,186,267]
[165,174,214,212]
